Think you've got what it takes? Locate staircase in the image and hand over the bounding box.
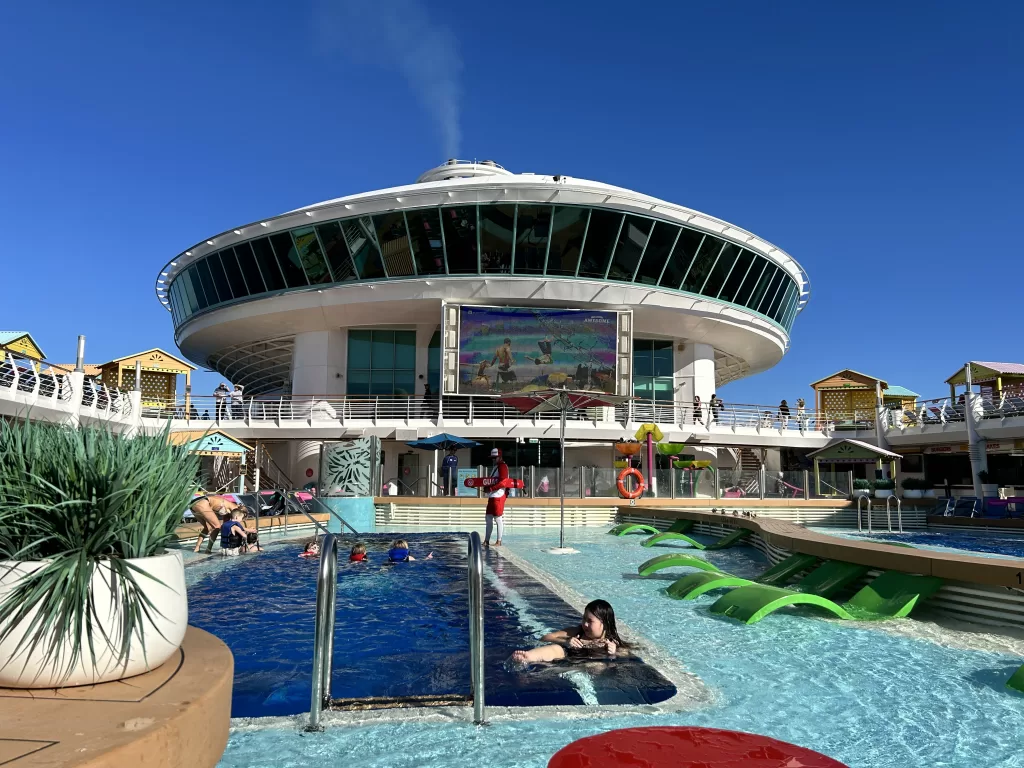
[245,446,294,492]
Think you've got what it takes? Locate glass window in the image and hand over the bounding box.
[717,248,756,304]
[370,370,395,396]
[315,221,356,283]
[634,222,680,285]
[168,282,183,324]
[756,267,787,315]
[173,282,188,323]
[607,215,653,281]
[188,264,210,309]
[700,242,739,297]
[652,339,673,377]
[394,330,416,369]
[179,269,199,313]
[745,262,776,312]
[373,212,415,277]
[780,283,800,326]
[767,277,795,322]
[194,259,218,305]
[660,228,703,289]
[345,217,386,280]
[371,330,394,368]
[577,209,622,278]
[653,377,674,402]
[782,286,801,330]
[292,227,332,285]
[393,369,415,397]
[546,207,588,276]
[513,205,551,275]
[478,204,515,274]
[441,206,478,274]
[347,329,416,396]
[633,377,653,400]
[348,330,371,367]
[207,252,232,302]
[270,232,308,288]
[232,244,265,295]
[406,208,446,275]
[681,236,723,294]
[632,339,674,402]
[220,249,249,298]
[347,369,370,396]
[736,257,766,307]
[250,238,286,292]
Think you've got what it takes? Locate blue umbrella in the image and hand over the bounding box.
[405,433,481,451]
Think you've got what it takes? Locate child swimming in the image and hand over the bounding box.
[298,539,320,558]
[511,599,628,663]
[350,543,369,562]
[387,539,433,562]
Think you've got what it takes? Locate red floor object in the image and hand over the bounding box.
[548,726,848,768]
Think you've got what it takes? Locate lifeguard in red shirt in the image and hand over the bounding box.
[485,447,511,547]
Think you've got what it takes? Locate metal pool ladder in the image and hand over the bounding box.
[305,531,487,731]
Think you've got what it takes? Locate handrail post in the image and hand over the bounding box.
[307,533,338,732]
[885,495,893,532]
[467,531,486,724]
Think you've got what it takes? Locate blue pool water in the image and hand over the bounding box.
[217,528,1024,768]
[187,533,674,717]
[844,530,1024,560]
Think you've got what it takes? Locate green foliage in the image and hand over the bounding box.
[900,477,929,490]
[874,479,896,491]
[0,419,199,683]
[852,478,872,490]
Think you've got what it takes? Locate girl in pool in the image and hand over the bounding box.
[349,543,369,562]
[511,600,629,663]
[387,539,432,562]
[298,539,319,558]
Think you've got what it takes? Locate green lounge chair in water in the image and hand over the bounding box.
[608,523,660,536]
[637,552,722,576]
[711,565,943,625]
[667,552,820,600]
[705,527,753,550]
[641,530,705,550]
[1008,664,1024,693]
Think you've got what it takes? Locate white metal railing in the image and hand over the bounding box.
[883,393,1024,430]
[139,393,862,434]
[0,352,74,403]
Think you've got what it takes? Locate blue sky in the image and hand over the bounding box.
[1,1,1020,404]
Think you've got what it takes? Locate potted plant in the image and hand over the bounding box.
[851,478,872,499]
[977,470,999,498]
[900,477,927,499]
[873,478,896,499]
[0,419,198,688]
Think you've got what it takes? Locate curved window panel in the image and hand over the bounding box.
[234,243,266,295]
[179,269,199,313]
[479,204,515,274]
[767,277,794,322]
[607,215,653,281]
[251,238,286,292]
[270,233,309,288]
[220,249,249,298]
[187,266,208,311]
[441,206,478,274]
[513,205,551,275]
[780,283,799,327]
[745,261,775,312]
[195,259,219,306]
[756,267,787,315]
[546,207,588,276]
[659,228,702,289]
[700,242,739,297]
[578,210,622,278]
[345,217,386,280]
[681,236,722,294]
[208,252,233,302]
[168,283,182,324]
[736,257,766,308]
[406,209,446,275]
[373,212,414,277]
[316,222,356,283]
[782,287,801,330]
[718,248,756,305]
[292,227,332,285]
[634,222,679,285]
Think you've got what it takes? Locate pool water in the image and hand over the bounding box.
[217,528,1024,768]
[187,533,674,717]
[845,530,1024,560]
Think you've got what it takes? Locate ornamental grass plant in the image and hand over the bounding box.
[0,418,199,683]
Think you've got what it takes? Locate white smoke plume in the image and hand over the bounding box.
[315,0,462,158]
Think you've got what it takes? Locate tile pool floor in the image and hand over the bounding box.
[217,527,1024,768]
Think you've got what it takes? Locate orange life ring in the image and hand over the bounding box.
[616,467,646,500]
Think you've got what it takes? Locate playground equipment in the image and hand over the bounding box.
[635,424,663,496]
[637,552,721,576]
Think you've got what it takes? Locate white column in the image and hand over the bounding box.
[291,330,346,396]
[674,342,716,404]
[290,439,322,489]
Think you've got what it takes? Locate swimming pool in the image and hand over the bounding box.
[217,527,1024,768]
[824,529,1024,560]
[187,533,675,717]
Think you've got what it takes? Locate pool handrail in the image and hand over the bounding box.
[468,531,486,724]
[857,495,871,533]
[305,493,360,536]
[307,533,338,731]
[886,495,903,533]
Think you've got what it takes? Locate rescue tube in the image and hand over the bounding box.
[616,467,646,499]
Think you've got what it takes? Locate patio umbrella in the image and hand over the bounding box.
[500,389,630,554]
[405,433,482,451]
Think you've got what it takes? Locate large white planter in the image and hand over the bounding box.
[852,489,871,499]
[874,489,894,499]
[903,489,923,499]
[0,551,186,688]
[923,489,937,499]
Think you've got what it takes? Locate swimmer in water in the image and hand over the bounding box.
[511,600,629,663]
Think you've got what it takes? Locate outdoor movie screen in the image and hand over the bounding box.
[457,306,619,395]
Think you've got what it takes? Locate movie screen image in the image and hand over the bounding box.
[458,306,618,394]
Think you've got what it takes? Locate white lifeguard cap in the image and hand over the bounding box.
[490,448,502,458]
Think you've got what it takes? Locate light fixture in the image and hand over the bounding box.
[305,211,314,217]
[260,222,269,227]
[234,229,242,235]
[207,239,215,245]
[171,261,178,266]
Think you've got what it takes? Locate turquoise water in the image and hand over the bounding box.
[219,528,1024,768]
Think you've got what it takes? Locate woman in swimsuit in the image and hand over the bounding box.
[191,494,245,553]
[511,599,629,663]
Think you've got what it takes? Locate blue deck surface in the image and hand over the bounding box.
[187,533,674,717]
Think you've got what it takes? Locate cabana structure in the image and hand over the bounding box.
[946,362,1024,402]
[807,439,902,496]
[810,369,917,426]
[97,348,195,410]
[0,331,46,369]
[170,429,251,492]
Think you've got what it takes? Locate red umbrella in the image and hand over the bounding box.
[500,389,630,552]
